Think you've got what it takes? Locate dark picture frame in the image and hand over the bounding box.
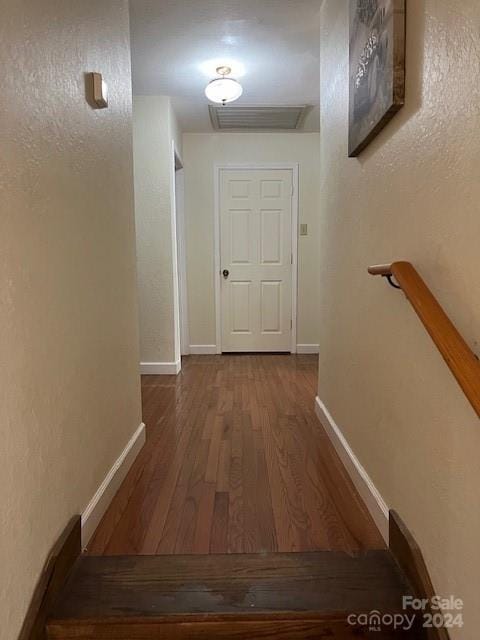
[348,0,406,157]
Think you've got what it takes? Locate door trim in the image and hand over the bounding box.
[214,163,299,354]
[172,144,190,356]
[169,141,182,366]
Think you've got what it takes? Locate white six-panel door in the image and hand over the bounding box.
[220,169,293,352]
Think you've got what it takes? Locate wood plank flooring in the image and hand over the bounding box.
[87,355,384,555]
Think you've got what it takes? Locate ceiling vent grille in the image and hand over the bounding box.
[209,105,310,131]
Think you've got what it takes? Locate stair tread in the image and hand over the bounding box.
[49,550,412,623]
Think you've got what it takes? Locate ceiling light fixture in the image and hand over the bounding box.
[205,66,243,105]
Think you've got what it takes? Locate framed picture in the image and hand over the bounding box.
[348,0,406,157]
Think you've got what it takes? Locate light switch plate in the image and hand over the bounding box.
[300,223,308,236]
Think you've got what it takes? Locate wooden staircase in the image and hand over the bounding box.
[46,550,423,639]
[21,513,440,639]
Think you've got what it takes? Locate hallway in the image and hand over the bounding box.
[88,355,383,555]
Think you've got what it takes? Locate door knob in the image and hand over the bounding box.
[222,269,229,279]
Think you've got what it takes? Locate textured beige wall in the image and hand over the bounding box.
[133,96,181,365]
[0,2,142,638]
[183,133,321,347]
[319,1,480,636]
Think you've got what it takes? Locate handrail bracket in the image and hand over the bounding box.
[385,275,402,290]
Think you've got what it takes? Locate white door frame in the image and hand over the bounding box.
[176,171,190,356]
[171,142,190,360]
[214,163,299,354]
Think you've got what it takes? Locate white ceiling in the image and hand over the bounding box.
[129,0,321,132]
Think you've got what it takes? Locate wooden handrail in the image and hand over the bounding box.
[368,261,480,418]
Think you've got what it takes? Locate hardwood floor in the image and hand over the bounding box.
[87,355,384,555]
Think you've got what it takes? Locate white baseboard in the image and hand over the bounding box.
[140,360,181,375]
[189,345,217,355]
[81,422,146,548]
[314,396,389,543]
[296,344,320,354]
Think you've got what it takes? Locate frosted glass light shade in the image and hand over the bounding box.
[205,77,243,104]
